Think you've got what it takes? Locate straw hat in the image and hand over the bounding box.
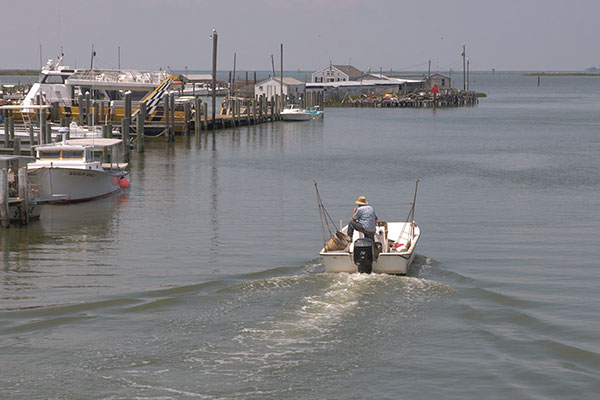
[355,196,368,205]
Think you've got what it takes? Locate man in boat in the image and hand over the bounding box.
[347,195,378,242]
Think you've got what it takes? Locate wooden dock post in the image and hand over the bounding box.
[137,102,145,153]
[203,102,208,130]
[8,116,15,143]
[45,123,52,144]
[100,102,105,124]
[29,125,35,146]
[0,169,8,228]
[78,94,84,124]
[163,94,170,141]
[194,97,201,135]
[52,102,59,122]
[247,100,251,124]
[3,113,9,148]
[17,167,29,225]
[85,92,91,125]
[169,92,175,140]
[124,92,132,124]
[121,118,130,162]
[211,29,218,130]
[184,101,190,136]
[252,98,256,124]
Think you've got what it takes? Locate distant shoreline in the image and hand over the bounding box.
[0,70,38,76]
[523,72,600,77]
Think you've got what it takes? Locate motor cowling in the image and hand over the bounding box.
[353,238,374,274]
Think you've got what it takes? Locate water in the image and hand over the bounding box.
[1,73,599,399]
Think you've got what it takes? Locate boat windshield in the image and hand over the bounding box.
[62,151,84,159]
[38,151,61,160]
[39,74,66,84]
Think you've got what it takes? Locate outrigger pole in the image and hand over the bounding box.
[406,178,420,222]
[314,181,339,247]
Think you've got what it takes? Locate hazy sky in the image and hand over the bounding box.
[1,0,598,72]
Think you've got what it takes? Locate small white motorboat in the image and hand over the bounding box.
[316,180,421,275]
[27,137,130,203]
[281,104,311,121]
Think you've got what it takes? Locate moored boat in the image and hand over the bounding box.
[281,104,311,121]
[27,138,130,203]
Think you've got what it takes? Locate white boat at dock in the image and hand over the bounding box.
[27,138,130,203]
[316,180,421,275]
[281,104,311,121]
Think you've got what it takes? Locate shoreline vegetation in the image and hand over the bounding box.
[0,70,39,76]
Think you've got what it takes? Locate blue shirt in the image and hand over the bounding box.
[353,205,377,232]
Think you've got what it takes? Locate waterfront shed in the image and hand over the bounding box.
[425,73,451,90]
[254,77,305,101]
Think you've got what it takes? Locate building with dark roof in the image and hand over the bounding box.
[311,65,364,83]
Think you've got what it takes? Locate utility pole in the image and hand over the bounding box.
[467,58,470,91]
[232,52,236,97]
[211,29,218,129]
[280,43,284,100]
[428,60,431,78]
[118,46,121,70]
[461,44,466,91]
[90,44,96,70]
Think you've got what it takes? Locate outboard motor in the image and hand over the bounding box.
[353,237,374,274]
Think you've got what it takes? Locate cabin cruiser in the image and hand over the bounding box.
[27,137,130,203]
[281,104,311,121]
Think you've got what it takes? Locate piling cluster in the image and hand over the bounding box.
[335,89,479,108]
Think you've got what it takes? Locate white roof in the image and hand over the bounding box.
[35,138,122,151]
[65,138,122,147]
[0,105,52,110]
[256,76,304,86]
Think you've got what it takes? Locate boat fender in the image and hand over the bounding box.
[118,177,130,189]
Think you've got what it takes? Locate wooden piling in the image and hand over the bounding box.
[137,103,145,153]
[17,167,29,225]
[100,102,105,124]
[203,102,208,130]
[195,97,201,135]
[124,92,132,123]
[164,94,170,141]
[8,116,15,143]
[85,92,91,125]
[78,94,84,124]
[45,123,52,144]
[3,113,9,148]
[121,118,130,162]
[184,101,190,136]
[0,169,8,228]
[169,93,175,140]
[29,125,35,146]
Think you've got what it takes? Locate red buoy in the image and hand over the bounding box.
[118,177,130,189]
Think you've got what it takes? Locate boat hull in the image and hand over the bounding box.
[320,221,420,275]
[281,113,311,121]
[28,167,128,203]
[320,251,416,275]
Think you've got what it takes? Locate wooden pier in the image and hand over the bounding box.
[0,153,37,228]
[333,89,479,108]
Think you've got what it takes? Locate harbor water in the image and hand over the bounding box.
[1,73,599,399]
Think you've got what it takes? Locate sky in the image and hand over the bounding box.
[1,0,598,72]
